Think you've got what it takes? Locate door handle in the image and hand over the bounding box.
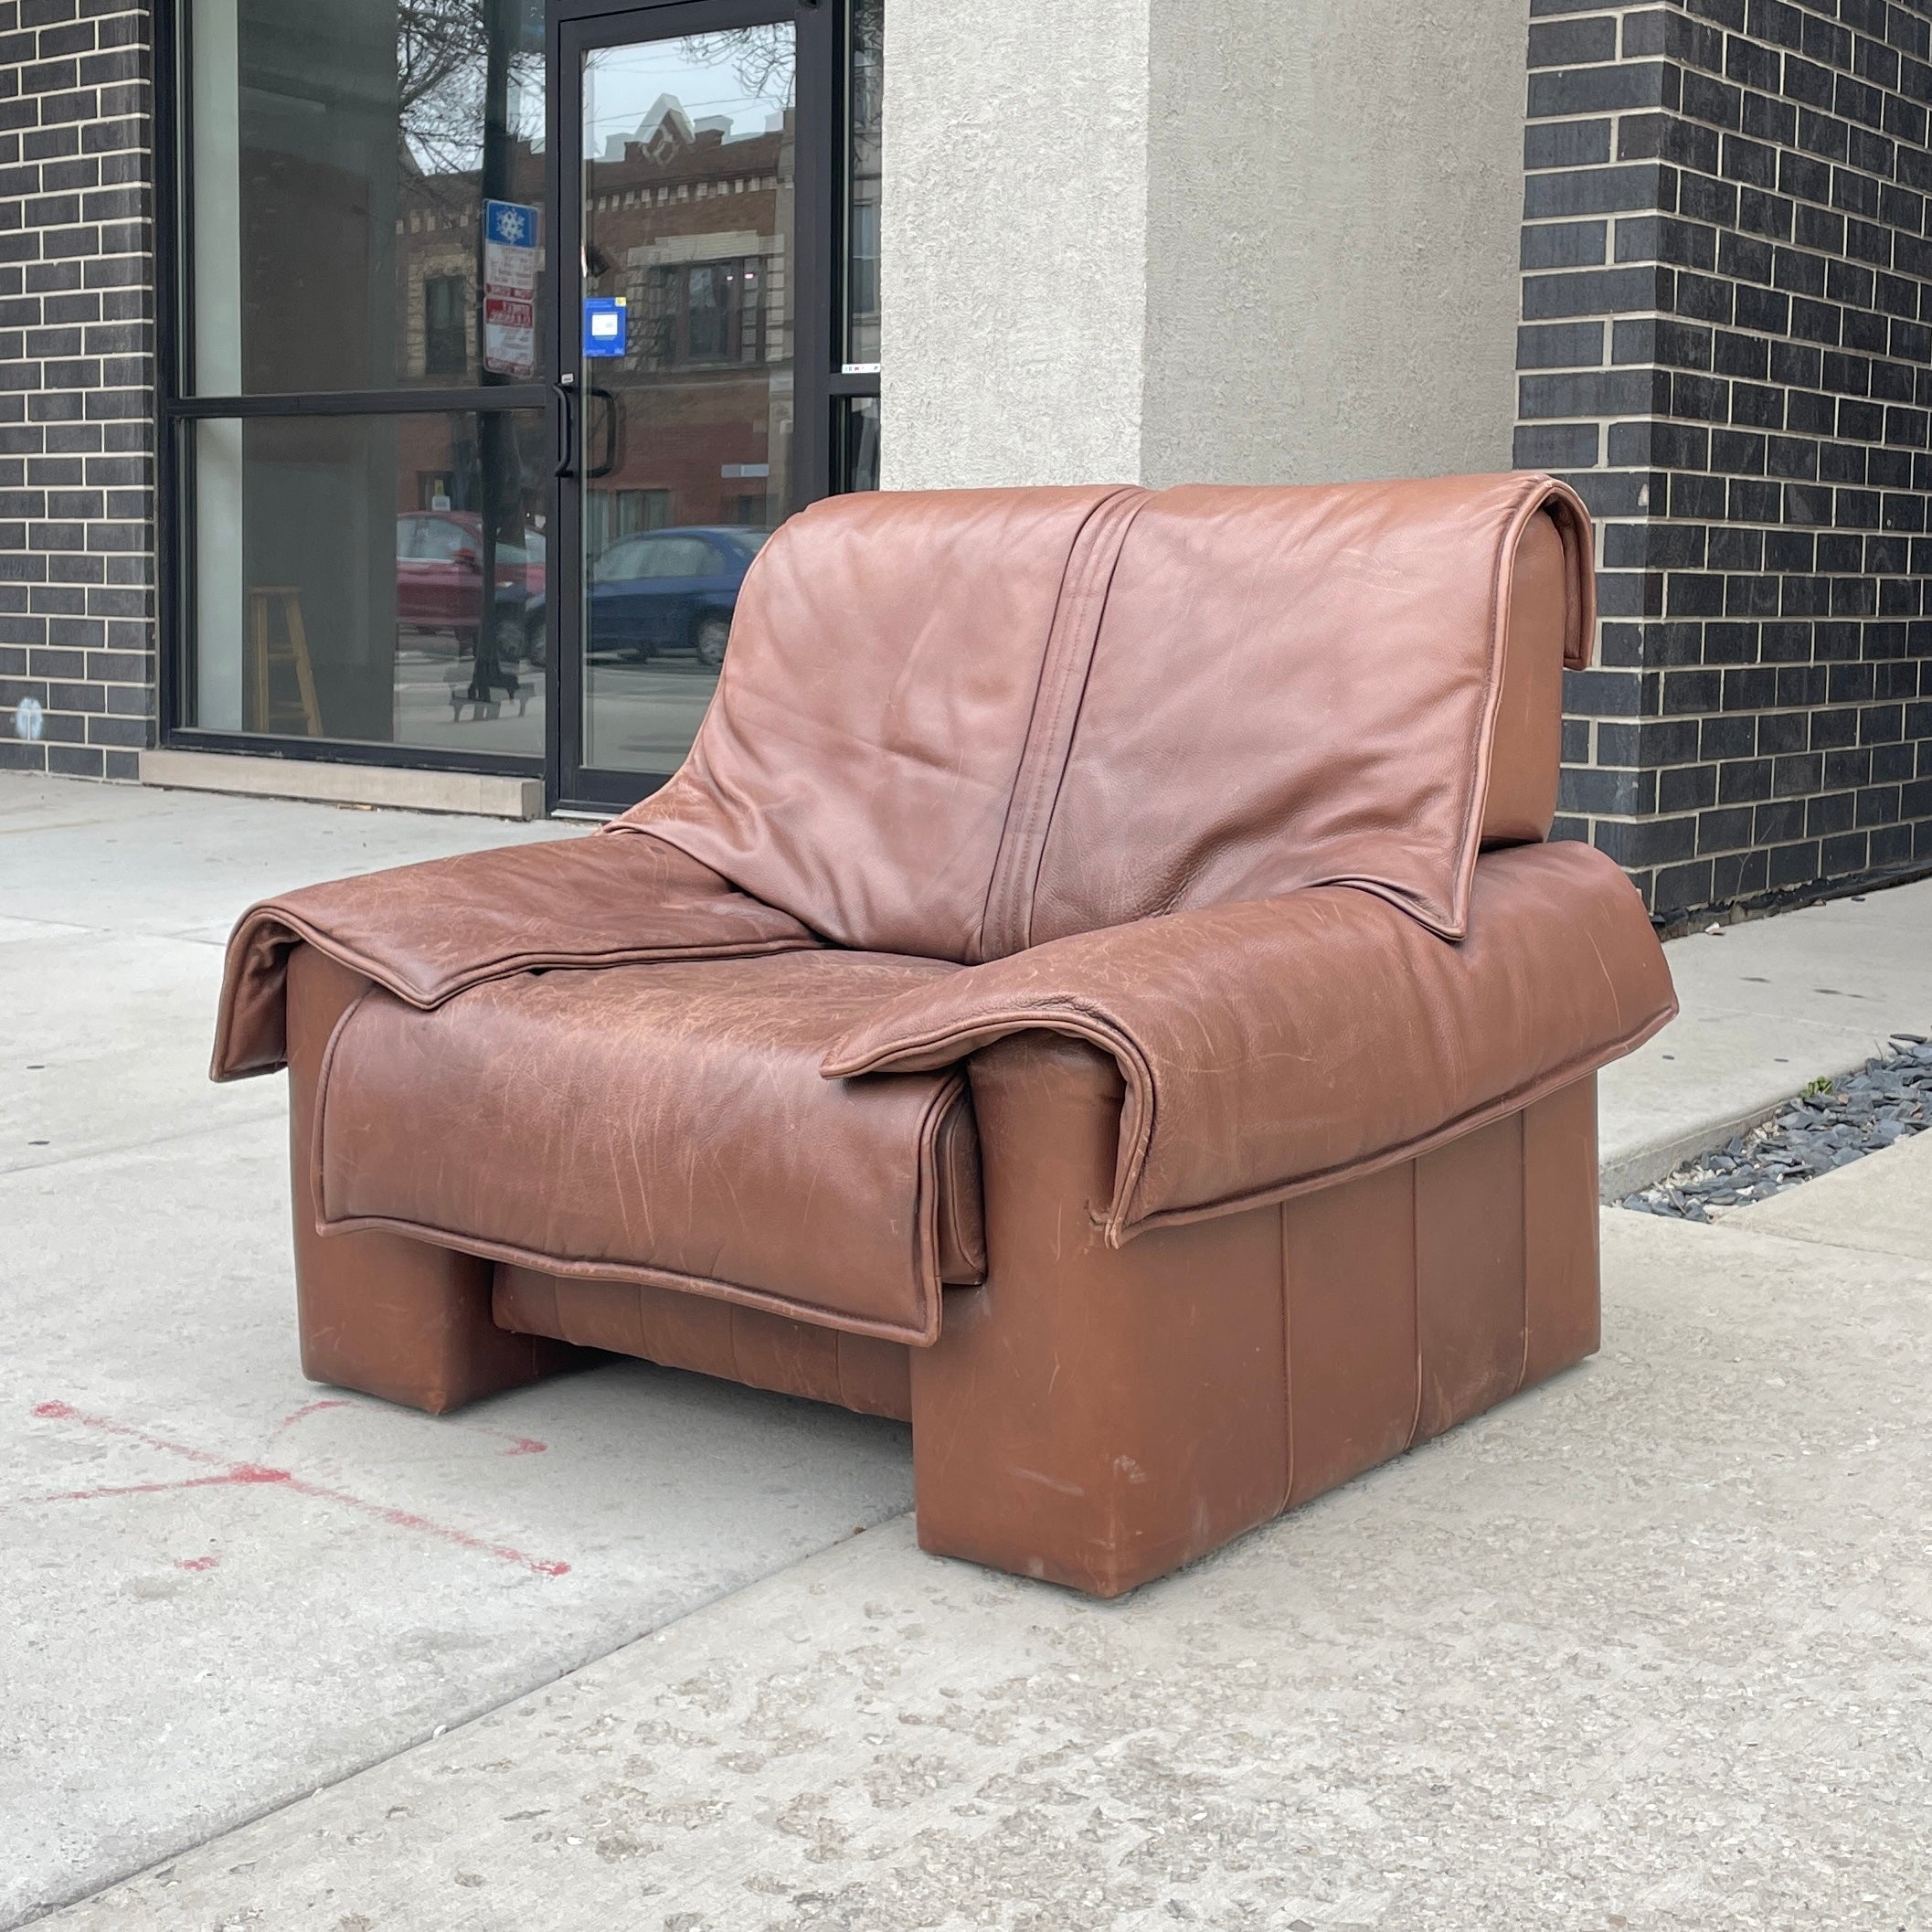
[587,387,621,480]
[552,378,576,479]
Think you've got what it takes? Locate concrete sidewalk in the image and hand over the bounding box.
[1598,875,1932,1196]
[43,1205,1932,1930]
[4,770,1929,1928]
[0,775,911,1927]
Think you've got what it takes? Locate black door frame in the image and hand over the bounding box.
[151,0,552,780]
[152,0,854,811]
[547,0,836,814]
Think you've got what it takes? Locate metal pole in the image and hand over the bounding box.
[472,0,518,709]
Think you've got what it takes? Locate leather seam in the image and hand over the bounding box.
[246,908,816,1014]
[1450,476,1551,946]
[975,486,1148,961]
[1002,490,1151,954]
[1279,1201,1296,1512]
[1405,1156,1424,1454]
[308,978,378,1232]
[1514,1104,1533,1400]
[313,1214,943,1348]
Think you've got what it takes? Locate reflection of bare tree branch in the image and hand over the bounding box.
[398,0,538,183]
[680,27,797,107]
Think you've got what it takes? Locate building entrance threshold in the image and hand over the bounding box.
[138,750,545,822]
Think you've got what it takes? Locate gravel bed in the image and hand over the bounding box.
[1619,1033,1932,1223]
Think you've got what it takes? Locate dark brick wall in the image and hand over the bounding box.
[1520,0,1932,921]
[0,0,153,780]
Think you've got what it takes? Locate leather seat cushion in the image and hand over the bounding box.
[311,951,983,1345]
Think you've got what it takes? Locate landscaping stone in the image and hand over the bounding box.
[1619,1035,1932,1223]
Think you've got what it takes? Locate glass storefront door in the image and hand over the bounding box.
[555,4,812,806]
[165,0,873,812]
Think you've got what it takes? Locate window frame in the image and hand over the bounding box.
[154,0,877,788]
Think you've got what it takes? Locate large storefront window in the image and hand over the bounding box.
[186,411,548,748]
[166,0,881,805]
[187,0,548,397]
[178,0,550,757]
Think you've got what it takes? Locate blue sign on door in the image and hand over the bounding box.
[583,296,629,357]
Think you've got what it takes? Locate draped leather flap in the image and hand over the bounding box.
[823,843,1675,1245]
[1029,473,1594,945]
[212,834,818,1080]
[313,950,983,1345]
[619,472,1591,957]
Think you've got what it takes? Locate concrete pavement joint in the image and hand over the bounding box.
[3,1106,286,1180]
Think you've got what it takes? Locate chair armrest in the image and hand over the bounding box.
[824,841,1675,1244]
[212,829,816,1081]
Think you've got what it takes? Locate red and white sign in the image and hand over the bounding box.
[483,200,540,380]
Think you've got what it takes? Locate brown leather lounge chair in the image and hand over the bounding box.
[212,474,1676,1598]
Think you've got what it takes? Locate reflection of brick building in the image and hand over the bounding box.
[395,99,793,543]
[394,143,548,532]
[581,96,795,539]
[397,141,547,391]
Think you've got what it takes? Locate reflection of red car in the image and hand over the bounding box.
[397,513,547,654]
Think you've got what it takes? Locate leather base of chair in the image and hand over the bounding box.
[286,945,591,1413]
[283,947,1599,1595]
[491,1267,913,1422]
[908,1037,1599,1598]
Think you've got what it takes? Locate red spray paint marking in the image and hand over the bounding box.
[275,1397,349,1432]
[175,1555,220,1572]
[274,1396,547,1457]
[27,1400,569,1577]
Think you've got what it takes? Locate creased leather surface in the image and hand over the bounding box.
[212,833,817,1081]
[1025,473,1595,947]
[210,471,1661,1335]
[612,484,1145,962]
[823,841,1676,1244]
[313,950,979,1344]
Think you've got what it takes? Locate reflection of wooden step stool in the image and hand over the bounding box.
[245,586,322,736]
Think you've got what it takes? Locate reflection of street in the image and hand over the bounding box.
[388,634,717,773]
[393,641,544,757]
[587,658,718,773]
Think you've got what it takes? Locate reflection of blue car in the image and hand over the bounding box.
[551,525,769,670]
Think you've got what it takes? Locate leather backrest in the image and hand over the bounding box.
[621,472,1593,958]
[1024,475,1592,948]
[621,483,1142,962]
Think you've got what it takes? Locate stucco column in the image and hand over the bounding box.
[879,0,1152,489]
[883,0,1528,493]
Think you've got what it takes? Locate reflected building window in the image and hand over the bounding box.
[422,273,469,377]
[641,259,769,369]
